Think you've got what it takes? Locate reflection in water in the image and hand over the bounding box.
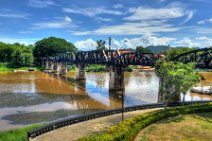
[0,71,211,131]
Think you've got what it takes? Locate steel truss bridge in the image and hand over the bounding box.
[171,47,212,69]
[40,48,212,69]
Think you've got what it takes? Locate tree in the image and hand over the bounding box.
[33,36,77,58]
[11,49,24,67]
[136,46,152,53]
[23,53,34,66]
[0,41,34,67]
[0,43,14,62]
[156,61,200,104]
[167,47,195,60]
[96,40,107,50]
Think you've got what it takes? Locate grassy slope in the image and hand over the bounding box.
[0,124,45,141]
[136,112,212,141]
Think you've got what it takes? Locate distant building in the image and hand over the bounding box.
[118,49,133,54]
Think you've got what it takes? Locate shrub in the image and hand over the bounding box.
[78,103,212,141]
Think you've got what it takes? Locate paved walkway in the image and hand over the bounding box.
[31,108,162,141]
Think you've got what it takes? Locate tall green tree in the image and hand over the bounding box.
[11,49,24,67]
[23,53,34,67]
[0,41,34,67]
[96,40,107,50]
[33,36,77,58]
[135,46,152,53]
[0,43,14,62]
[156,61,200,103]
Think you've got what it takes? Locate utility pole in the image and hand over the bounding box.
[124,39,127,49]
[109,37,112,50]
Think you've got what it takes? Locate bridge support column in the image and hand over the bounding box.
[52,62,59,73]
[45,61,53,71]
[76,64,86,80]
[109,66,125,91]
[58,62,67,75]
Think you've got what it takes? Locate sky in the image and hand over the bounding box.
[0,0,212,50]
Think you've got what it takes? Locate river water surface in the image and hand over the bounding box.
[0,71,211,131]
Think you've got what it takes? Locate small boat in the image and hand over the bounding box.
[191,86,212,94]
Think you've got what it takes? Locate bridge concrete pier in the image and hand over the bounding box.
[45,61,53,70]
[76,64,86,80]
[51,62,59,73]
[50,62,67,75]
[109,66,125,91]
[58,62,67,75]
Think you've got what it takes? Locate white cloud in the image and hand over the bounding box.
[74,35,175,51]
[32,16,72,29]
[0,10,29,19]
[71,2,193,35]
[63,6,123,17]
[95,17,113,22]
[72,20,179,35]
[18,31,34,34]
[64,16,72,22]
[175,38,198,47]
[0,37,38,45]
[28,0,59,8]
[113,4,124,9]
[197,18,212,24]
[124,3,186,21]
[180,11,194,25]
[174,36,212,47]
[74,35,212,51]
[117,34,175,48]
[74,39,97,51]
[187,26,212,35]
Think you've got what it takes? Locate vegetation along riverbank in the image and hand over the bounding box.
[78,103,212,141]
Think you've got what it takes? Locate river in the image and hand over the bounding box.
[0,71,211,131]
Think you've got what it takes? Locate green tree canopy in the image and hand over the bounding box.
[156,61,200,103]
[0,42,34,67]
[135,46,152,53]
[33,37,77,58]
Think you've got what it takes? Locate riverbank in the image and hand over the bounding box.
[0,63,43,72]
[67,64,134,72]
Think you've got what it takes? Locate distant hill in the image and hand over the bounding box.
[146,45,172,53]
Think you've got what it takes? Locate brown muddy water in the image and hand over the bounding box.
[0,71,211,131]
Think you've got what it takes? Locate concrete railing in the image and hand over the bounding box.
[28,101,212,140]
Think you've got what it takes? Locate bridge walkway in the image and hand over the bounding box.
[30,108,162,141]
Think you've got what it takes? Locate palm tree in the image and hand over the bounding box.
[96,40,107,50]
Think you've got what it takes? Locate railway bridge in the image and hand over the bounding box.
[40,48,212,92]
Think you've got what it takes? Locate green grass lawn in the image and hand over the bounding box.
[135,112,212,141]
[0,123,45,141]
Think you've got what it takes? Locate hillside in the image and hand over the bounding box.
[146,45,172,53]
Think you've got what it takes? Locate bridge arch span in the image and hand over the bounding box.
[171,47,212,69]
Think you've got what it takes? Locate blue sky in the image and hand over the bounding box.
[0,0,212,50]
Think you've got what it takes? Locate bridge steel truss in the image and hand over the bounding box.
[171,47,212,69]
[41,48,212,69]
[41,50,157,67]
